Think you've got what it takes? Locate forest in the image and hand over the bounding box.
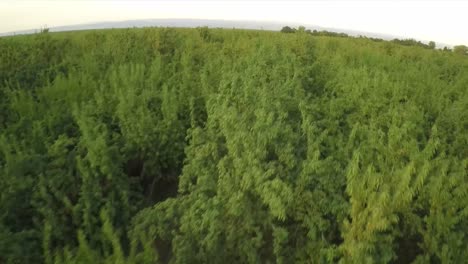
[0,27,467,263]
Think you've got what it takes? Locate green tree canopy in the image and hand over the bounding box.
[280,26,296,33]
[454,45,468,55]
[0,27,467,264]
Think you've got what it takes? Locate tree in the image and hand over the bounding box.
[40,24,49,34]
[280,26,296,33]
[453,45,468,55]
[428,41,436,49]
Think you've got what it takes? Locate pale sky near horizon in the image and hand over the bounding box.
[1,0,467,46]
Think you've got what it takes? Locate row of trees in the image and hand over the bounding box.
[0,27,467,263]
[281,26,468,53]
[281,26,349,38]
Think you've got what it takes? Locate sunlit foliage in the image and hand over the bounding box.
[0,27,467,263]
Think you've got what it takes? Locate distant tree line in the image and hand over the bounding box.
[281,25,467,54]
[281,26,349,38]
[390,38,436,49]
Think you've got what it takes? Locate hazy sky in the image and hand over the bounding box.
[1,0,467,46]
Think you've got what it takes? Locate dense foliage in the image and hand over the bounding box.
[0,27,467,263]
